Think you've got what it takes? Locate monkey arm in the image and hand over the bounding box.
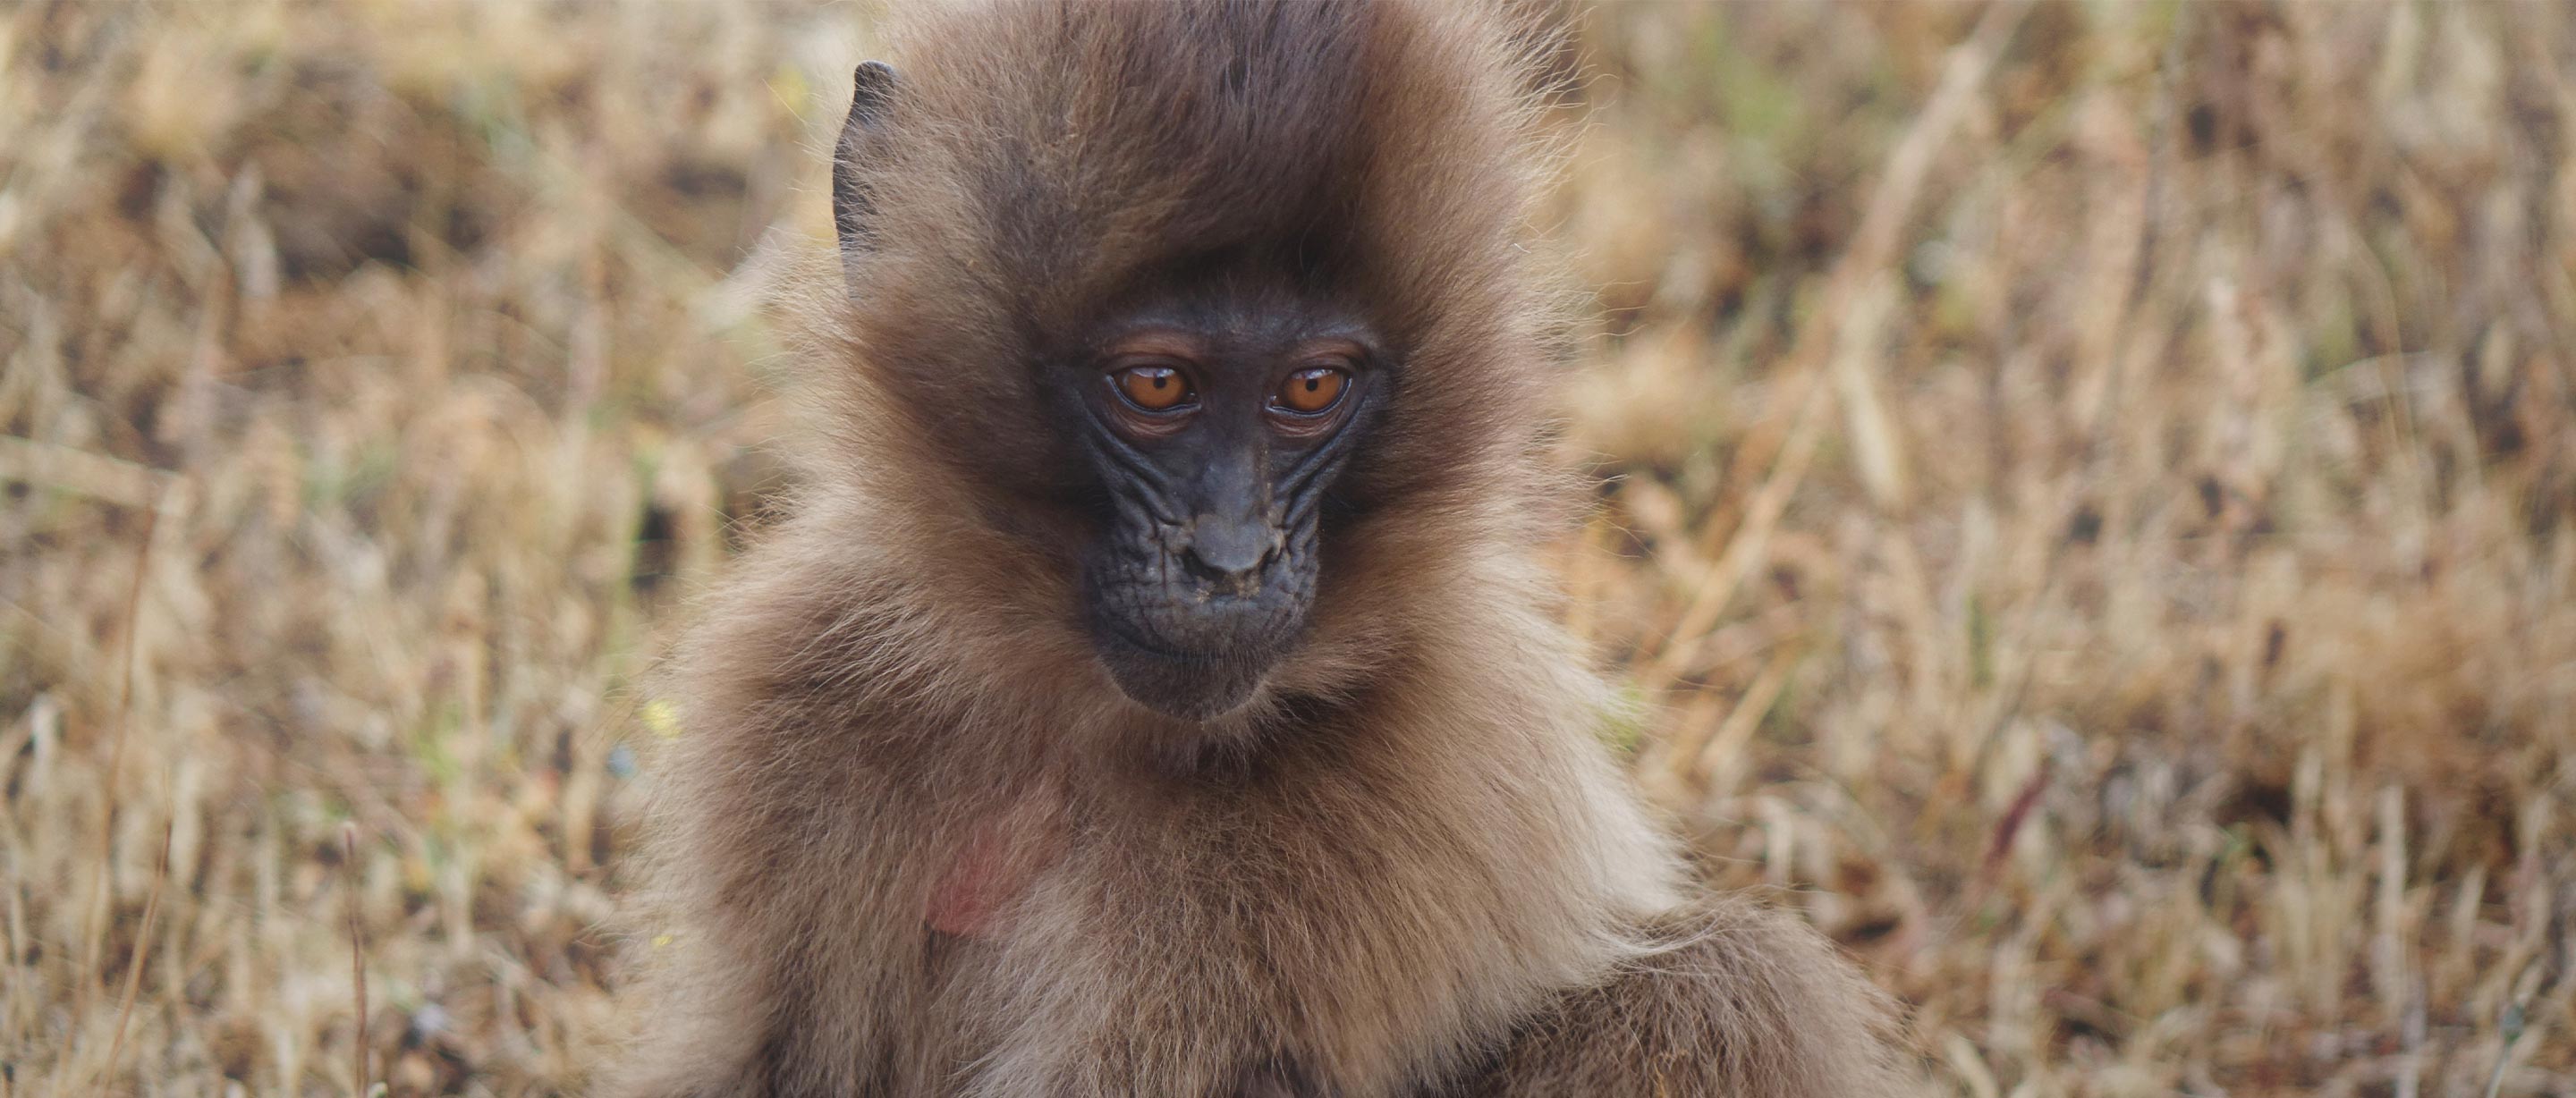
[1440,896,1921,1098]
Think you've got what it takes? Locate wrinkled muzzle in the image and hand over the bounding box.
[1082,504,1319,721]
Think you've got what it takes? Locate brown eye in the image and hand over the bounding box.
[1274,367,1349,415]
[1114,365,1194,411]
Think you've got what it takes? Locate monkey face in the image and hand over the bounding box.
[1057,288,1380,721]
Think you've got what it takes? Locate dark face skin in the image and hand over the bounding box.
[1050,288,1380,721]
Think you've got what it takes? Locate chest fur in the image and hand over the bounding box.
[876,759,1646,1096]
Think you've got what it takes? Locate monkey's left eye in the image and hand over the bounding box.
[1113,366,1196,412]
[1273,367,1349,415]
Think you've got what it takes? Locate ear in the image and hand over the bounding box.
[834,61,899,286]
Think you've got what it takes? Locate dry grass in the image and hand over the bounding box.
[4,2,2572,1095]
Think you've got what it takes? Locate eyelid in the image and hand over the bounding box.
[1107,348,1192,369]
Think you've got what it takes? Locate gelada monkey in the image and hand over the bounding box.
[604,3,1916,1095]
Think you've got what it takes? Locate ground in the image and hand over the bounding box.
[4,2,2572,1095]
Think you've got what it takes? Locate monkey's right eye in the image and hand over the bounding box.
[1113,365,1196,412]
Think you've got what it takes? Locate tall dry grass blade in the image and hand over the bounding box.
[92,817,172,1098]
[55,500,159,1095]
[2484,1000,2522,1098]
[1830,276,1909,511]
[346,822,371,1098]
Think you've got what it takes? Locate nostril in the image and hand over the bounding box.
[1182,515,1273,579]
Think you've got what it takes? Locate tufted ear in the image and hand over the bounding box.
[833,61,899,288]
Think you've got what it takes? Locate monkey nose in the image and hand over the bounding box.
[1182,513,1274,581]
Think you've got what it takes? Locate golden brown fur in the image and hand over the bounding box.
[602,3,1917,1095]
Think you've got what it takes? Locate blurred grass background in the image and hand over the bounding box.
[4,2,2573,1095]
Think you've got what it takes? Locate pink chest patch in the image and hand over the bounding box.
[927,822,1019,938]
[925,790,1063,940]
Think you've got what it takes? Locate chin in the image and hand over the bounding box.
[1091,627,1285,722]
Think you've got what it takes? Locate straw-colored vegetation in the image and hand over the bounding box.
[5,2,2572,1095]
